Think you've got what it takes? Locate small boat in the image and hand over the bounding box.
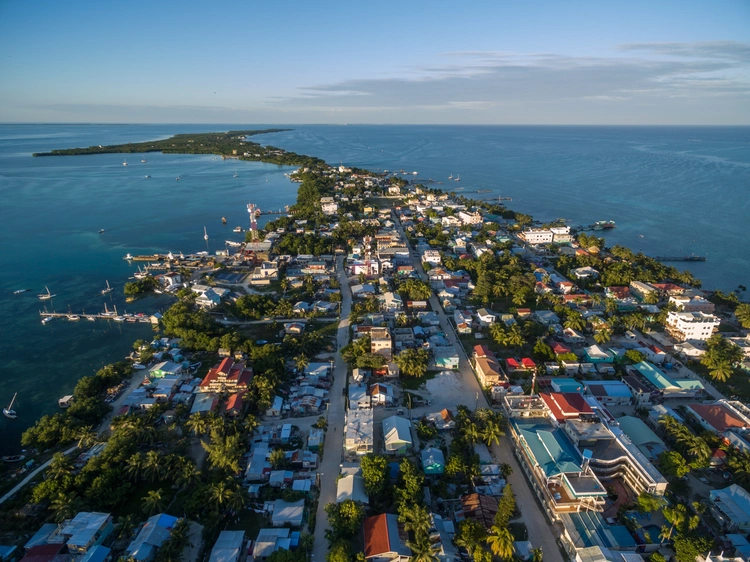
[455,174,460,182]
[101,280,113,295]
[145,175,151,178]
[233,226,242,233]
[175,177,180,181]
[123,159,128,166]
[13,289,29,295]
[134,266,147,280]
[3,393,18,419]
[58,395,74,409]
[204,226,209,241]
[38,286,55,300]
[67,313,80,322]
[98,229,105,234]
[233,170,238,178]
[124,253,134,260]
[2,455,25,463]
[113,306,125,322]
[141,158,147,163]
[41,317,52,325]
[222,217,227,225]
[226,240,242,247]
[593,220,617,230]
[448,174,453,180]
[412,171,418,175]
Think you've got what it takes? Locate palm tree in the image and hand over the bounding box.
[564,313,585,332]
[269,448,286,469]
[708,361,733,383]
[226,484,247,512]
[47,453,73,481]
[51,492,84,523]
[115,514,137,540]
[210,480,233,510]
[593,328,612,344]
[243,414,260,436]
[175,461,200,489]
[76,425,97,449]
[504,324,525,349]
[143,489,165,515]
[399,504,431,537]
[486,525,515,560]
[280,277,290,295]
[531,547,544,562]
[735,303,750,329]
[295,354,310,373]
[683,436,711,463]
[463,422,481,445]
[125,452,145,482]
[483,420,504,446]
[143,450,163,483]
[407,534,438,562]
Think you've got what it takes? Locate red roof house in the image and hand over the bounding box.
[540,392,595,423]
[200,358,253,394]
[551,342,572,356]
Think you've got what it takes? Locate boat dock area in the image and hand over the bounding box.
[39,311,152,323]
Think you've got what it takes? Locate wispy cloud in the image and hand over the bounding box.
[265,42,750,124]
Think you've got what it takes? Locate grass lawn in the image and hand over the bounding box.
[309,320,340,338]
[400,371,438,390]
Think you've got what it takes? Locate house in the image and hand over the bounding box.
[336,473,369,504]
[474,345,496,360]
[147,361,183,379]
[126,513,179,561]
[321,197,338,215]
[245,443,271,482]
[669,295,715,314]
[621,375,654,406]
[80,546,110,562]
[421,447,445,475]
[684,401,750,434]
[190,393,218,415]
[53,512,114,554]
[476,308,495,327]
[351,284,377,298]
[616,416,667,461]
[225,393,244,416]
[582,345,613,363]
[196,287,229,309]
[253,529,291,559]
[272,499,305,527]
[346,408,374,455]
[371,328,393,360]
[349,383,370,409]
[665,311,720,341]
[458,493,498,530]
[379,291,404,312]
[710,485,750,531]
[266,396,284,417]
[475,357,507,387]
[369,383,395,406]
[199,358,252,394]
[629,361,705,398]
[364,514,411,562]
[535,310,561,326]
[427,409,456,431]
[584,381,634,405]
[520,229,554,245]
[629,281,658,301]
[18,544,66,562]
[383,415,412,454]
[209,531,245,562]
[307,428,324,451]
[458,211,483,225]
[571,267,599,280]
[539,392,595,424]
[562,328,586,346]
[432,346,459,370]
[422,250,442,265]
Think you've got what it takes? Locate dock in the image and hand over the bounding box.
[40,311,153,323]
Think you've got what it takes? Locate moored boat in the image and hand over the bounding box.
[58,395,74,408]
[13,289,30,295]
[38,286,55,300]
[3,393,18,419]
[2,455,25,463]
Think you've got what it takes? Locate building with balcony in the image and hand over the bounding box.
[345,408,374,455]
[665,311,720,341]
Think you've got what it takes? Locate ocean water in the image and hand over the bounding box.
[1,124,748,453]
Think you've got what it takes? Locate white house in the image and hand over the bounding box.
[321,197,338,216]
[476,308,495,327]
[422,250,442,265]
[665,311,720,341]
[346,409,374,455]
[382,415,412,454]
[520,229,554,245]
[457,211,483,225]
[271,499,304,527]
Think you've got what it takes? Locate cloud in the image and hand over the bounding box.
[258,42,750,123]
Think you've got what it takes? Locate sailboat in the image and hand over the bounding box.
[204,227,209,241]
[448,174,453,180]
[233,170,238,178]
[455,174,460,182]
[141,157,147,163]
[38,286,55,300]
[67,306,80,321]
[3,393,18,419]
[123,159,128,166]
[113,305,125,322]
[101,280,113,295]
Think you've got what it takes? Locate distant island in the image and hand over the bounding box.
[32,128,326,168]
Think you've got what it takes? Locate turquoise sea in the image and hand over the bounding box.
[0,124,748,453]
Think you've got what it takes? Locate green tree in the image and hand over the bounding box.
[294,354,310,372]
[395,348,429,378]
[486,525,515,560]
[361,454,389,497]
[270,448,287,469]
[673,534,712,562]
[636,492,667,513]
[325,500,366,539]
[143,489,165,515]
[593,328,612,344]
[143,450,163,482]
[658,451,691,479]
[495,485,516,527]
[397,458,424,506]
[735,303,750,329]
[327,541,351,562]
[454,519,487,556]
[46,453,73,481]
[625,350,646,364]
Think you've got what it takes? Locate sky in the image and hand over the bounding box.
[1,0,749,124]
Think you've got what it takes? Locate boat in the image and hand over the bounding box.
[101,280,113,295]
[58,395,74,409]
[134,266,147,280]
[176,176,180,181]
[2,455,25,463]
[112,306,125,322]
[98,229,105,234]
[145,175,151,178]
[3,393,18,419]
[123,159,128,166]
[38,286,55,300]
[448,174,453,179]
[204,226,209,241]
[226,240,242,247]
[593,220,617,230]
[67,308,80,322]
[233,226,242,233]
[41,317,52,325]
[13,289,29,295]
[124,253,134,260]
[233,170,238,178]
[455,174,460,182]
[412,171,418,175]
[222,217,227,225]
[141,158,147,163]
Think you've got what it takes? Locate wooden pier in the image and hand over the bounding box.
[39,311,152,323]
[653,256,707,262]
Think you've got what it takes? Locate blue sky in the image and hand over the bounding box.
[1,0,748,124]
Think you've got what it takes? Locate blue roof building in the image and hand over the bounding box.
[126,513,179,562]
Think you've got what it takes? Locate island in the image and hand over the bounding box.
[3,131,749,562]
